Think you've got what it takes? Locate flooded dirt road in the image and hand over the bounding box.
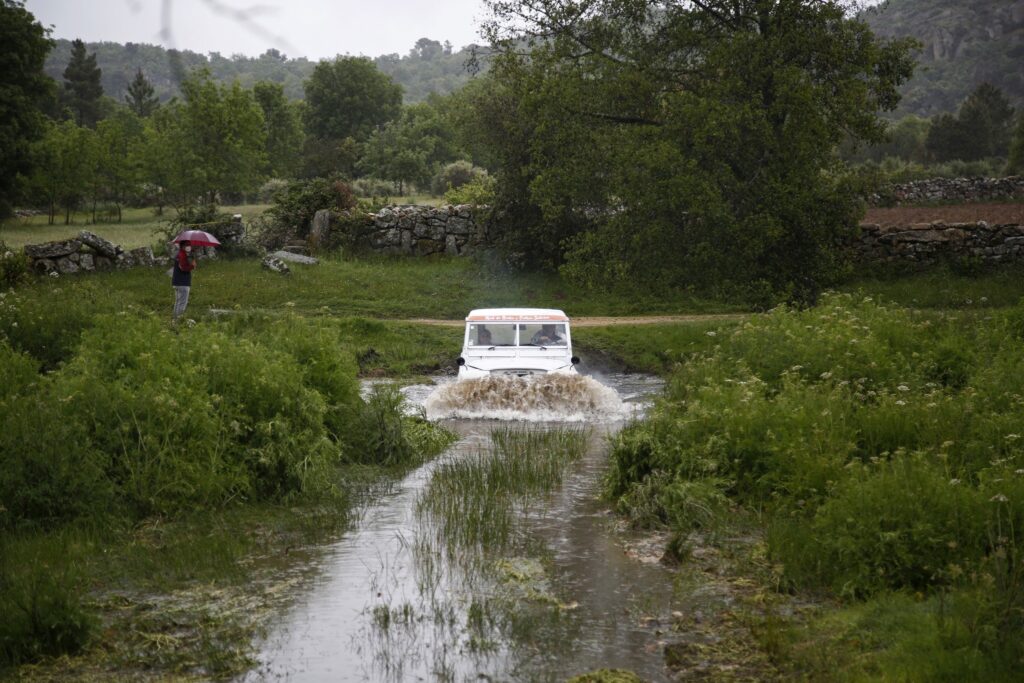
[244,373,694,682]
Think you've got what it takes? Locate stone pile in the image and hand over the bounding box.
[853,221,1024,265]
[24,230,162,275]
[868,176,1024,206]
[364,205,486,256]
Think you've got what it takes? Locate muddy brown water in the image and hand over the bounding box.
[243,372,689,682]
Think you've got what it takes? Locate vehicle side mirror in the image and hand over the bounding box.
[456,357,465,366]
[571,356,580,365]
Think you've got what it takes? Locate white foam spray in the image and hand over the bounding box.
[423,374,630,422]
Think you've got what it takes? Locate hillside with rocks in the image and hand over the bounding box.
[863,0,1024,116]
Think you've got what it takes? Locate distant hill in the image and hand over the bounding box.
[43,38,485,104]
[862,0,1024,117]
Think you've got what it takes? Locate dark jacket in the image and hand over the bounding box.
[171,249,195,287]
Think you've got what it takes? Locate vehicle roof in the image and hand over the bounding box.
[466,308,569,322]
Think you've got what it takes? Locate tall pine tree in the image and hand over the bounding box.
[63,38,103,127]
[124,68,159,117]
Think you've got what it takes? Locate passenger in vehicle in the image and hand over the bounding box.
[477,325,493,346]
[531,324,563,345]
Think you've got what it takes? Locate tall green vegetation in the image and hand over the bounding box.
[360,101,462,193]
[61,38,104,127]
[140,70,267,209]
[926,82,1016,162]
[303,56,403,142]
[605,295,1024,677]
[0,0,54,217]
[123,68,159,117]
[477,0,915,303]
[253,81,305,178]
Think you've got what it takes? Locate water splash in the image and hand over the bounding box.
[423,374,628,422]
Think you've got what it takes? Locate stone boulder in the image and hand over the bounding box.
[270,250,319,265]
[308,209,332,249]
[78,230,121,258]
[262,255,291,274]
[24,238,82,260]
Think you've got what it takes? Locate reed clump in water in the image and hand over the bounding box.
[418,426,589,554]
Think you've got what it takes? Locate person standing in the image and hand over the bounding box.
[171,240,196,321]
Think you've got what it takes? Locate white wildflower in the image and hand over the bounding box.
[990,494,1009,503]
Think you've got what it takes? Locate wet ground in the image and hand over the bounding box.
[241,372,714,682]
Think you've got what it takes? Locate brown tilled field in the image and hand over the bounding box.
[863,202,1024,226]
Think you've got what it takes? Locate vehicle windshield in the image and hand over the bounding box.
[466,322,568,347]
[520,323,568,346]
[468,323,515,346]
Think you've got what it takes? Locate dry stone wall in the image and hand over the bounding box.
[361,205,487,256]
[868,176,1024,206]
[853,221,1024,266]
[25,230,161,275]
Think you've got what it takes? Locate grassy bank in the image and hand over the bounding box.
[603,293,1024,679]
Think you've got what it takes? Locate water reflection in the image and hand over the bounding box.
[245,372,680,682]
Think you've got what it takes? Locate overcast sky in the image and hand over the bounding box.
[26,1,885,62]
[27,0,491,60]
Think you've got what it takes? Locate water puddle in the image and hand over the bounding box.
[244,372,682,682]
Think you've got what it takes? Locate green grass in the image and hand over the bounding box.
[574,321,736,374]
[3,254,739,324]
[839,264,1024,310]
[0,204,270,250]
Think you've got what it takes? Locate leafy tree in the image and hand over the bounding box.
[124,68,159,117]
[299,135,359,179]
[0,0,54,217]
[925,113,970,162]
[476,0,915,303]
[136,71,266,211]
[253,81,305,177]
[62,38,104,126]
[303,57,402,142]
[926,83,1016,162]
[30,120,97,224]
[178,71,267,205]
[957,82,1015,159]
[94,110,143,221]
[360,102,460,192]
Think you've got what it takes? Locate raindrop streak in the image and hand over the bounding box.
[244,372,682,682]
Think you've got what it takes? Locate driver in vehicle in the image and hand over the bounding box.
[531,324,563,345]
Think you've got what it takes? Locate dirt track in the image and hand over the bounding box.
[864,202,1024,226]
[403,313,747,327]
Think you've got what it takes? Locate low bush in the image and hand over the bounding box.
[444,173,496,206]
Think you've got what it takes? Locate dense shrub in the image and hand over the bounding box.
[0,242,30,288]
[431,160,487,196]
[0,313,451,530]
[444,173,495,206]
[606,292,1024,606]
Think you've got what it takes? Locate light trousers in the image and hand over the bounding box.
[173,286,190,319]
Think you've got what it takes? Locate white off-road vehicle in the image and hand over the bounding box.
[456,308,580,379]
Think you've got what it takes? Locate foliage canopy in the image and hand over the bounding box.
[478,0,916,303]
[303,57,403,142]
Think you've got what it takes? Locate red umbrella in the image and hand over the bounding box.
[173,229,221,247]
